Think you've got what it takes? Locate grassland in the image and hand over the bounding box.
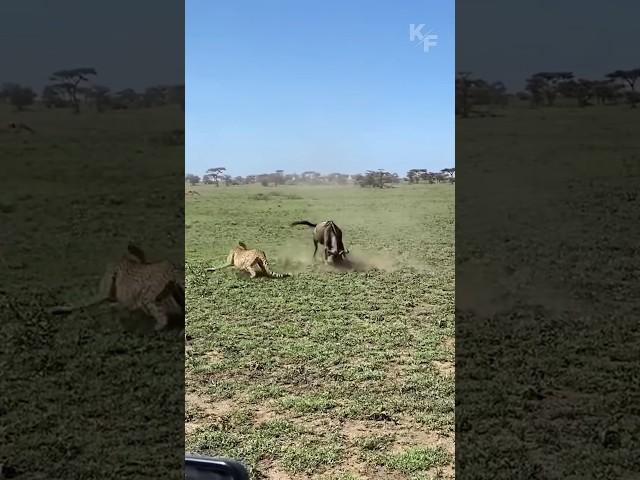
[457,104,640,478]
[0,105,184,478]
[185,183,455,479]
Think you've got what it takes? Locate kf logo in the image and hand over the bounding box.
[409,24,438,52]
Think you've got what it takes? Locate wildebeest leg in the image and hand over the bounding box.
[324,227,333,255]
[313,240,318,259]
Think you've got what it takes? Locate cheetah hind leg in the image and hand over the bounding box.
[246,265,258,278]
[146,302,170,331]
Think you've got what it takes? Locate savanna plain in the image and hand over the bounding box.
[457,103,640,478]
[185,184,455,479]
[0,105,184,479]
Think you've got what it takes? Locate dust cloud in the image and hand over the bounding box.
[274,239,399,274]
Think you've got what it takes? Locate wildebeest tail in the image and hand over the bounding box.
[291,220,316,228]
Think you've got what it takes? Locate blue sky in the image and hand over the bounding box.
[186,0,454,178]
[457,0,640,91]
[0,0,183,92]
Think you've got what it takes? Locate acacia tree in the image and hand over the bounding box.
[11,87,36,111]
[558,79,596,107]
[593,80,623,105]
[2,84,36,111]
[206,167,226,186]
[257,174,270,187]
[115,88,139,107]
[301,171,321,184]
[421,170,437,183]
[356,169,395,188]
[41,85,66,108]
[441,167,456,182]
[327,172,348,185]
[86,85,111,112]
[456,72,477,117]
[526,72,573,106]
[456,72,507,117]
[169,84,185,111]
[273,170,285,186]
[407,169,424,183]
[0,83,18,103]
[49,68,97,113]
[606,69,640,107]
[408,169,439,183]
[185,174,200,186]
[143,86,166,107]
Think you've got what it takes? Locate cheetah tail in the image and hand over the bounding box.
[47,295,108,315]
[261,259,291,278]
[205,264,232,272]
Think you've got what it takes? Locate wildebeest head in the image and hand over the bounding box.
[327,248,349,264]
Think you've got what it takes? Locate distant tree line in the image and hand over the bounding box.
[456,68,640,116]
[406,168,455,184]
[185,167,455,188]
[0,83,37,111]
[1,67,184,113]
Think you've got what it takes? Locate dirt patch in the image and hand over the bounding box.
[288,413,343,433]
[456,260,514,317]
[342,419,378,441]
[260,447,389,480]
[317,460,382,480]
[441,337,454,351]
[204,349,224,362]
[186,392,236,418]
[432,360,455,377]
[391,428,453,456]
[430,463,455,480]
[342,419,454,455]
[265,466,294,480]
[185,421,202,436]
[258,460,296,480]
[186,394,238,436]
[411,304,439,318]
[253,405,279,425]
[385,362,406,382]
[384,352,414,380]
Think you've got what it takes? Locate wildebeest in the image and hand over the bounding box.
[291,220,349,264]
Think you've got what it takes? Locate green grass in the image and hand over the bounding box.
[0,105,184,479]
[186,183,454,479]
[382,447,451,474]
[457,104,640,478]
